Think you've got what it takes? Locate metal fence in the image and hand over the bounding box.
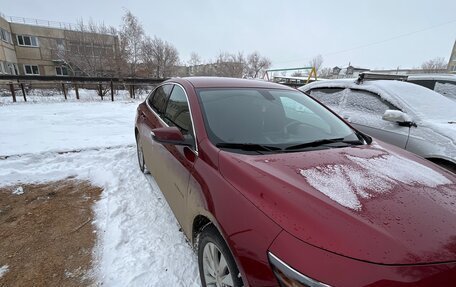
[0,75,166,102]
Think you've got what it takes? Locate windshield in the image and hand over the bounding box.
[434,81,456,102]
[197,88,361,151]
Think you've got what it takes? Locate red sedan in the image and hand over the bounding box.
[134,77,456,287]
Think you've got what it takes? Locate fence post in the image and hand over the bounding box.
[74,84,80,100]
[20,83,27,102]
[128,85,133,98]
[61,83,67,100]
[132,84,135,99]
[98,83,103,100]
[9,83,16,102]
[110,80,114,102]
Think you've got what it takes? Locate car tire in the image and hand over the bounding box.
[198,225,243,287]
[136,135,148,174]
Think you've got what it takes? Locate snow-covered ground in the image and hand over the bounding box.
[0,100,200,286]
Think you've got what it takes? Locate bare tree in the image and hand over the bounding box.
[53,19,119,77]
[308,55,324,72]
[213,52,245,78]
[119,10,144,77]
[245,51,271,78]
[188,52,202,66]
[141,36,180,78]
[421,57,447,73]
[318,67,332,78]
[187,52,204,76]
[290,71,304,77]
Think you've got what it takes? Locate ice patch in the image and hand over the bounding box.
[299,153,452,210]
[12,186,24,195]
[0,265,9,278]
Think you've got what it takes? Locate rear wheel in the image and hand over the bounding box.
[198,225,243,287]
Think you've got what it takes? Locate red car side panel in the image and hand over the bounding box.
[187,139,282,286]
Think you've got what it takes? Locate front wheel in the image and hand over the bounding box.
[136,135,148,174]
[198,225,243,287]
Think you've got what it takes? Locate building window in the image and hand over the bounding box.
[0,62,5,74]
[56,66,68,76]
[0,28,12,44]
[16,35,39,47]
[23,64,40,75]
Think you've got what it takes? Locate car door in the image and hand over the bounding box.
[340,89,410,148]
[148,84,197,227]
[141,84,174,177]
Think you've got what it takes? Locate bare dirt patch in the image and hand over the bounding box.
[0,179,102,287]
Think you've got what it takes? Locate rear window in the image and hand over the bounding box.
[435,82,456,101]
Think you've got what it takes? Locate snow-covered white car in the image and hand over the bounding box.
[300,79,456,172]
[407,74,456,102]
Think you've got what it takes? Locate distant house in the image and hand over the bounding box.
[332,66,341,76]
[346,65,370,76]
[331,64,370,78]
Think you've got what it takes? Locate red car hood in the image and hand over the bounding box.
[219,141,456,265]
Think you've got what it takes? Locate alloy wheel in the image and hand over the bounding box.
[202,242,234,287]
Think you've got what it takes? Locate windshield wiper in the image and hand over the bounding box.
[216,143,282,152]
[284,138,363,151]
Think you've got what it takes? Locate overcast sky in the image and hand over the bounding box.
[2,0,456,70]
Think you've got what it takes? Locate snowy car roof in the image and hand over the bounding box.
[300,79,456,122]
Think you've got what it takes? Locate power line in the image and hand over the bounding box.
[274,18,456,65]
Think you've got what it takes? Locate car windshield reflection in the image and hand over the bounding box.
[197,88,362,153]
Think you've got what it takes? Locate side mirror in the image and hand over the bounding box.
[382,110,416,127]
[151,127,193,146]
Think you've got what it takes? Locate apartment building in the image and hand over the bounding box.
[0,14,18,75]
[0,12,119,77]
[448,40,456,74]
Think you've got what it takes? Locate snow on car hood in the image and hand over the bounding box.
[219,142,456,264]
[299,151,451,211]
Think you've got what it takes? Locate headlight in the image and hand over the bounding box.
[268,252,332,287]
